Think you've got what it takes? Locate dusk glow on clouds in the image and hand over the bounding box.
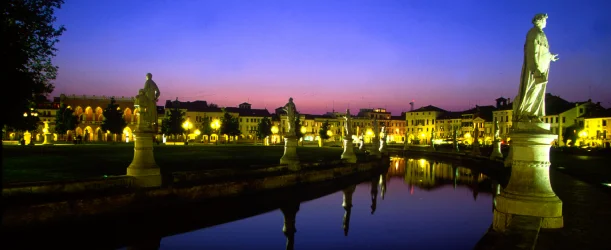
[53,0,611,115]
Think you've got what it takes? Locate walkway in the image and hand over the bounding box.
[534,169,611,249]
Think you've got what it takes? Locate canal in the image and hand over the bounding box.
[3,156,497,250]
[123,157,495,250]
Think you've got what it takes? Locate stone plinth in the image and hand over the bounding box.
[490,140,503,160]
[127,131,161,187]
[379,139,388,154]
[42,133,54,145]
[341,139,357,163]
[280,137,300,170]
[493,122,563,232]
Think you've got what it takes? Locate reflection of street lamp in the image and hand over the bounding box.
[271,125,279,144]
[211,119,221,145]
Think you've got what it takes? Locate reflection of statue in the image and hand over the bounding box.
[370,177,378,215]
[136,73,161,131]
[513,13,559,122]
[344,109,353,136]
[283,97,296,137]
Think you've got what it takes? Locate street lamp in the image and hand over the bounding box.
[300,126,307,146]
[211,119,221,145]
[271,125,279,144]
[182,120,193,144]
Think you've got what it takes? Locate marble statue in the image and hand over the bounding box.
[494,120,500,139]
[283,97,297,137]
[135,73,161,130]
[513,13,559,122]
[344,109,353,136]
[380,126,386,140]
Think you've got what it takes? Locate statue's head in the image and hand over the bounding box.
[532,13,548,29]
[289,97,293,102]
[146,73,153,80]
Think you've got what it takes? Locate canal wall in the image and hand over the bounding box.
[2,158,388,229]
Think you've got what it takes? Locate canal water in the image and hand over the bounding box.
[149,157,495,250]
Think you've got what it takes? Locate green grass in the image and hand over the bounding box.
[2,144,356,183]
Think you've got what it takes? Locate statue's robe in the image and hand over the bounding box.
[513,27,552,121]
[143,79,160,128]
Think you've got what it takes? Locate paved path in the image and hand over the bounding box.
[534,169,611,249]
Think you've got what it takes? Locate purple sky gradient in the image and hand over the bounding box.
[52,0,611,115]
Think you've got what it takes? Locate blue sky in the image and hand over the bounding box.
[52,0,611,114]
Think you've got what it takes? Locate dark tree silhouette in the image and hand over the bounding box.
[54,102,78,140]
[1,0,66,129]
[256,116,272,144]
[160,104,185,143]
[101,97,127,142]
[319,120,331,140]
[220,109,240,142]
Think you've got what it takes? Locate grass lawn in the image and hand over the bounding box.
[2,144,360,183]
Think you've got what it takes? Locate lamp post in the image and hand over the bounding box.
[23,108,39,145]
[182,120,192,145]
[271,125,279,144]
[300,126,307,146]
[211,119,221,145]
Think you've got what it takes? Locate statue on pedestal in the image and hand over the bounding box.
[135,73,161,131]
[283,97,297,137]
[513,13,559,123]
[344,109,353,137]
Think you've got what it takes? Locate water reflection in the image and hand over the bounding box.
[155,157,494,250]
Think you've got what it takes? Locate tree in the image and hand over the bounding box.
[1,0,66,130]
[54,102,78,140]
[101,97,127,142]
[294,112,304,141]
[319,120,331,140]
[563,124,581,146]
[209,103,219,108]
[199,116,213,142]
[220,109,240,142]
[160,104,185,143]
[256,116,272,144]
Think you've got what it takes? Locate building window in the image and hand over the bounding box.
[562,117,566,123]
[555,117,558,123]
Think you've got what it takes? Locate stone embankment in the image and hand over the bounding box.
[2,158,388,229]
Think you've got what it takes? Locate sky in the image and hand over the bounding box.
[52,0,611,115]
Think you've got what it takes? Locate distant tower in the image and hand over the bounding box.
[409,101,414,111]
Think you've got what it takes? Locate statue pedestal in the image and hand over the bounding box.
[127,131,161,187]
[341,139,357,163]
[379,139,388,154]
[280,137,300,170]
[493,122,563,232]
[490,140,503,160]
[370,139,381,158]
[42,133,54,145]
[471,142,481,156]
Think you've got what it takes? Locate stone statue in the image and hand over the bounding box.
[513,13,559,122]
[283,97,297,137]
[344,109,353,137]
[136,73,161,131]
[380,126,387,140]
[494,120,500,139]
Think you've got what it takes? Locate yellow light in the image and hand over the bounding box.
[327,130,333,137]
[464,133,471,139]
[366,129,373,136]
[300,126,307,134]
[271,126,279,134]
[23,112,28,117]
[194,129,201,135]
[211,119,221,129]
[578,131,588,138]
[182,120,192,130]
